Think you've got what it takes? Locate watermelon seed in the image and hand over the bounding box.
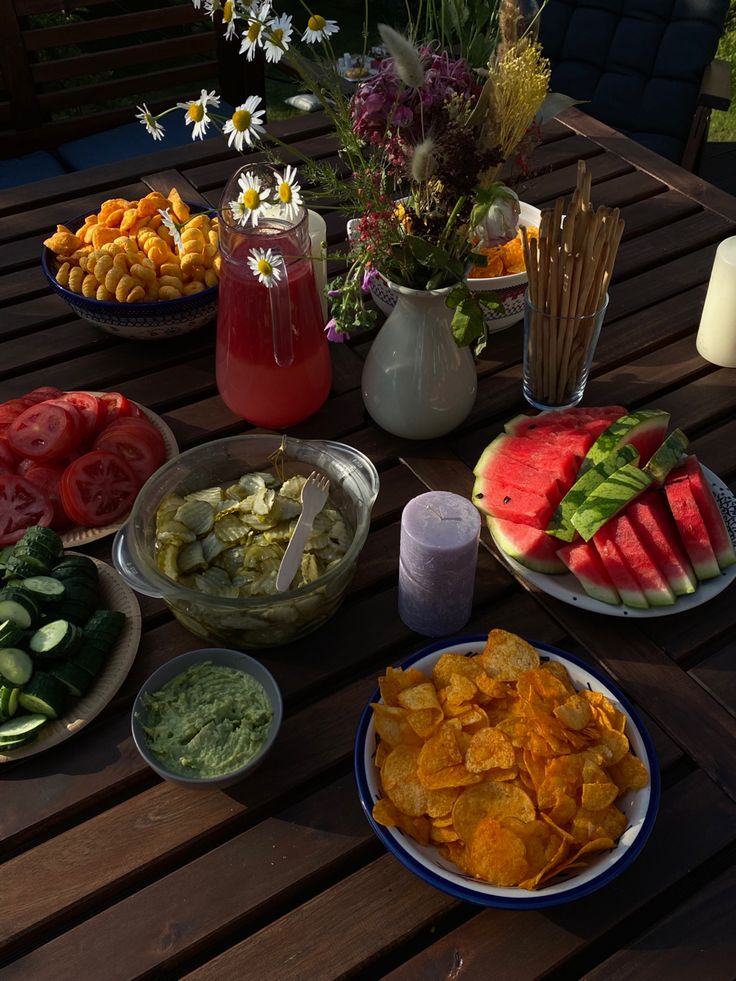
[503,496,511,504]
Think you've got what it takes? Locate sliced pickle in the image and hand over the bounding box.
[178,540,207,574]
[184,486,223,507]
[157,543,181,580]
[214,513,249,543]
[175,499,215,536]
[201,530,229,563]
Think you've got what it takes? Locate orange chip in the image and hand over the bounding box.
[445,673,478,706]
[371,703,422,747]
[466,816,528,886]
[438,841,467,871]
[480,629,540,681]
[418,721,462,774]
[137,191,170,217]
[432,652,482,689]
[425,786,459,818]
[372,797,402,828]
[432,813,455,827]
[456,706,489,731]
[407,707,442,739]
[582,780,619,811]
[168,186,191,223]
[540,660,576,694]
[465,727,516,773]
[91,225,119,249]
[452,781,536,844]
[430,824,460,843]
[379,665,427,706]
[586,727,629,766]
[475,673,509,699]
[548,791,578,826]
[374,742,389,769]
[398,682,442,714]
[582,690,627,733]
[554,693,594,731]
[381,745,428,817]
[422,763,483,790]
[607,752,649,793]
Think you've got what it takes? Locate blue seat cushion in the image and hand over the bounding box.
[0,151,67,190]
[57,101,236,171]
[540,0,730,163]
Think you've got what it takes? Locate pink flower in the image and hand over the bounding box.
[324,318,346,343]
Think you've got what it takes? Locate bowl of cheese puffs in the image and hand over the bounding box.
[41,188,219,340]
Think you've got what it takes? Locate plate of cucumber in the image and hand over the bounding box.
[0,527,141,761]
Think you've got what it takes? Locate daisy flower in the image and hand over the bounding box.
[230,170,266,226]
[178,89,220,140]
[247,247,284,288]
[239,1,270,60]
[302,14,339,44]
[135,104,165,141]
[223,96,266,151]
[222,0,238,40]
[263,13,293,64]
[158,209,184,254]
[273,164,303,223]
[204,0,221,18]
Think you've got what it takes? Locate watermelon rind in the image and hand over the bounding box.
[556,540,621,605]
[487,516,566,574]
[610,514,676,606]
[593,531,650,608]
[504,406,627,437]
[571,464,653,542]
[664,470,721,581]
[546,444,640,542]
[683,456,736,570]
[578,410,671,475]
[643,429,688,485]
[626,493,697,596]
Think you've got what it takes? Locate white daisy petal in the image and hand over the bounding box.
[273,164,303,223]
[302,14,339,44]
[247,247,284,287]
[135,104,165,141]
[158,208,185,253]
[263,13,293,64]
[223,96,266,152]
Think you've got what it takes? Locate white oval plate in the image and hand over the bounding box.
[0,554,142,763]
[60,394,178,548]
[490,466,736,618]
[354,637,659,909]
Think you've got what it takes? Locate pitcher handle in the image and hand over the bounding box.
[268,252,294,367]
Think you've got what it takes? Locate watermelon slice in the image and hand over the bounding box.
[593,529,650,608]
[546,444,640,542]
[626,492,697,596]
[504,406,627,437]
[557,539,621,605]
[683,456,736,570]
[609,514,676,606]
[472,475,553,528]
[519,427,598,461]
[643,429,688,485]
[487,516,566,574]
[579,410,671,474]
[664,468,721,581]
[471,440,565,508]
[473,434,580,490]
[571,464,653,541]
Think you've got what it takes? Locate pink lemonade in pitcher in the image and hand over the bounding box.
[216,190,331,429]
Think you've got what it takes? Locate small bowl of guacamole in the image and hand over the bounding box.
[132,648,283,788]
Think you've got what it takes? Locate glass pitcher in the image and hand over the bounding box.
[216,166,332,429]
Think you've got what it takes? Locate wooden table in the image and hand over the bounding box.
[1,109,735,980]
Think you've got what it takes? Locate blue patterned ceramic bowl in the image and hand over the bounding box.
[41,212,218,340]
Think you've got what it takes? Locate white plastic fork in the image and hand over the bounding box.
[275,471,331,592]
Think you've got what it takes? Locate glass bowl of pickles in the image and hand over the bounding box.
[112,435,380,649]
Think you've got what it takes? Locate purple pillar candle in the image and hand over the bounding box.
[398,491,481,637]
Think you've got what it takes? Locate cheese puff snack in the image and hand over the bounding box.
[46,186,220,304]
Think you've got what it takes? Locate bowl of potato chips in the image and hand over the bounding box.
[41,188,219,340]
[355,629,659,908]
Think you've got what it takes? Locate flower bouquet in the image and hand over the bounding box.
[137,1,564,355]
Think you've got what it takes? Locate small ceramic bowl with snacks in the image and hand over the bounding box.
[132,647,283,789]
[40,202,219,340]
[113,434,380,649]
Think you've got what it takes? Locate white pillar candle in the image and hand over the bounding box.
[308,209,328,322]
[696,236,736,368]
[398,491,481,637]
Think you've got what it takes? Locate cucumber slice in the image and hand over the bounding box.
[0,620,24,648]
[52,556,98,582]
[21,576,66,601]
[18,673,67,718]
[0,589,40,628]
[83,610,125,651]
[0,546,14,569]
[17,525,64,560]
[29,619,82,658]
[0,684,20,719]
[0,712,48,739]
[70,645,106,676]
[0,648,33,686]
[6,554,48,579]
[50,663,91,698]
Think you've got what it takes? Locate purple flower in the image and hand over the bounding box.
[361,266,379,293]
[324,318,346,343]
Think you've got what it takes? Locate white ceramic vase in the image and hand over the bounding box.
[361,282,477,440]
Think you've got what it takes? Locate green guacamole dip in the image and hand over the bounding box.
[142,662,273,778]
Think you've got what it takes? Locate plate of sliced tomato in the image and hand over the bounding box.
[0,388,178,548]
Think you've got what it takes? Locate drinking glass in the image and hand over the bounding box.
[523,290,609,410]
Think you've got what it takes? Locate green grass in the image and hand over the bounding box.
[709,1,736,141]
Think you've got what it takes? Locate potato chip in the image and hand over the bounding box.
[480,629,540,681]
[587,727,629,766]
[452,781,536,844]
[582,690,627,733]
[554,693,594,731]
[374,742,389,769]
[467,816,528,886]
[379,666,426,706]
[430,824,460,843]
[475,673,509,699]
[407,708,442,739]
[398,682,442,714]
[372,703,422,747]
[582,780,619,811]
[608,752,649,793]
[456,706,489,731]
[426,787,459,818]
[432,652,482,688]
[381,745,428,817]
[465,727,515,773]
[548,791,578,826]
[540,660,576,694]
[444,673,478,706]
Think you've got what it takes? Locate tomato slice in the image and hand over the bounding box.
[58,392,102,442]
[7,402,78,461]
[25,387,63,404]
[97,392,133,429]
[0,475,53,545]
[96,417,166,463]
[94,425,164,487]
[0,401,28,425]
[0,440,17,471]
[24,463,69,529]
[60,451,139,526]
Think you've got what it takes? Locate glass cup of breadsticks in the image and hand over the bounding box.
[520,162,624,410]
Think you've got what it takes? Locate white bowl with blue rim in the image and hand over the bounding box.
[354,635,660,909]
